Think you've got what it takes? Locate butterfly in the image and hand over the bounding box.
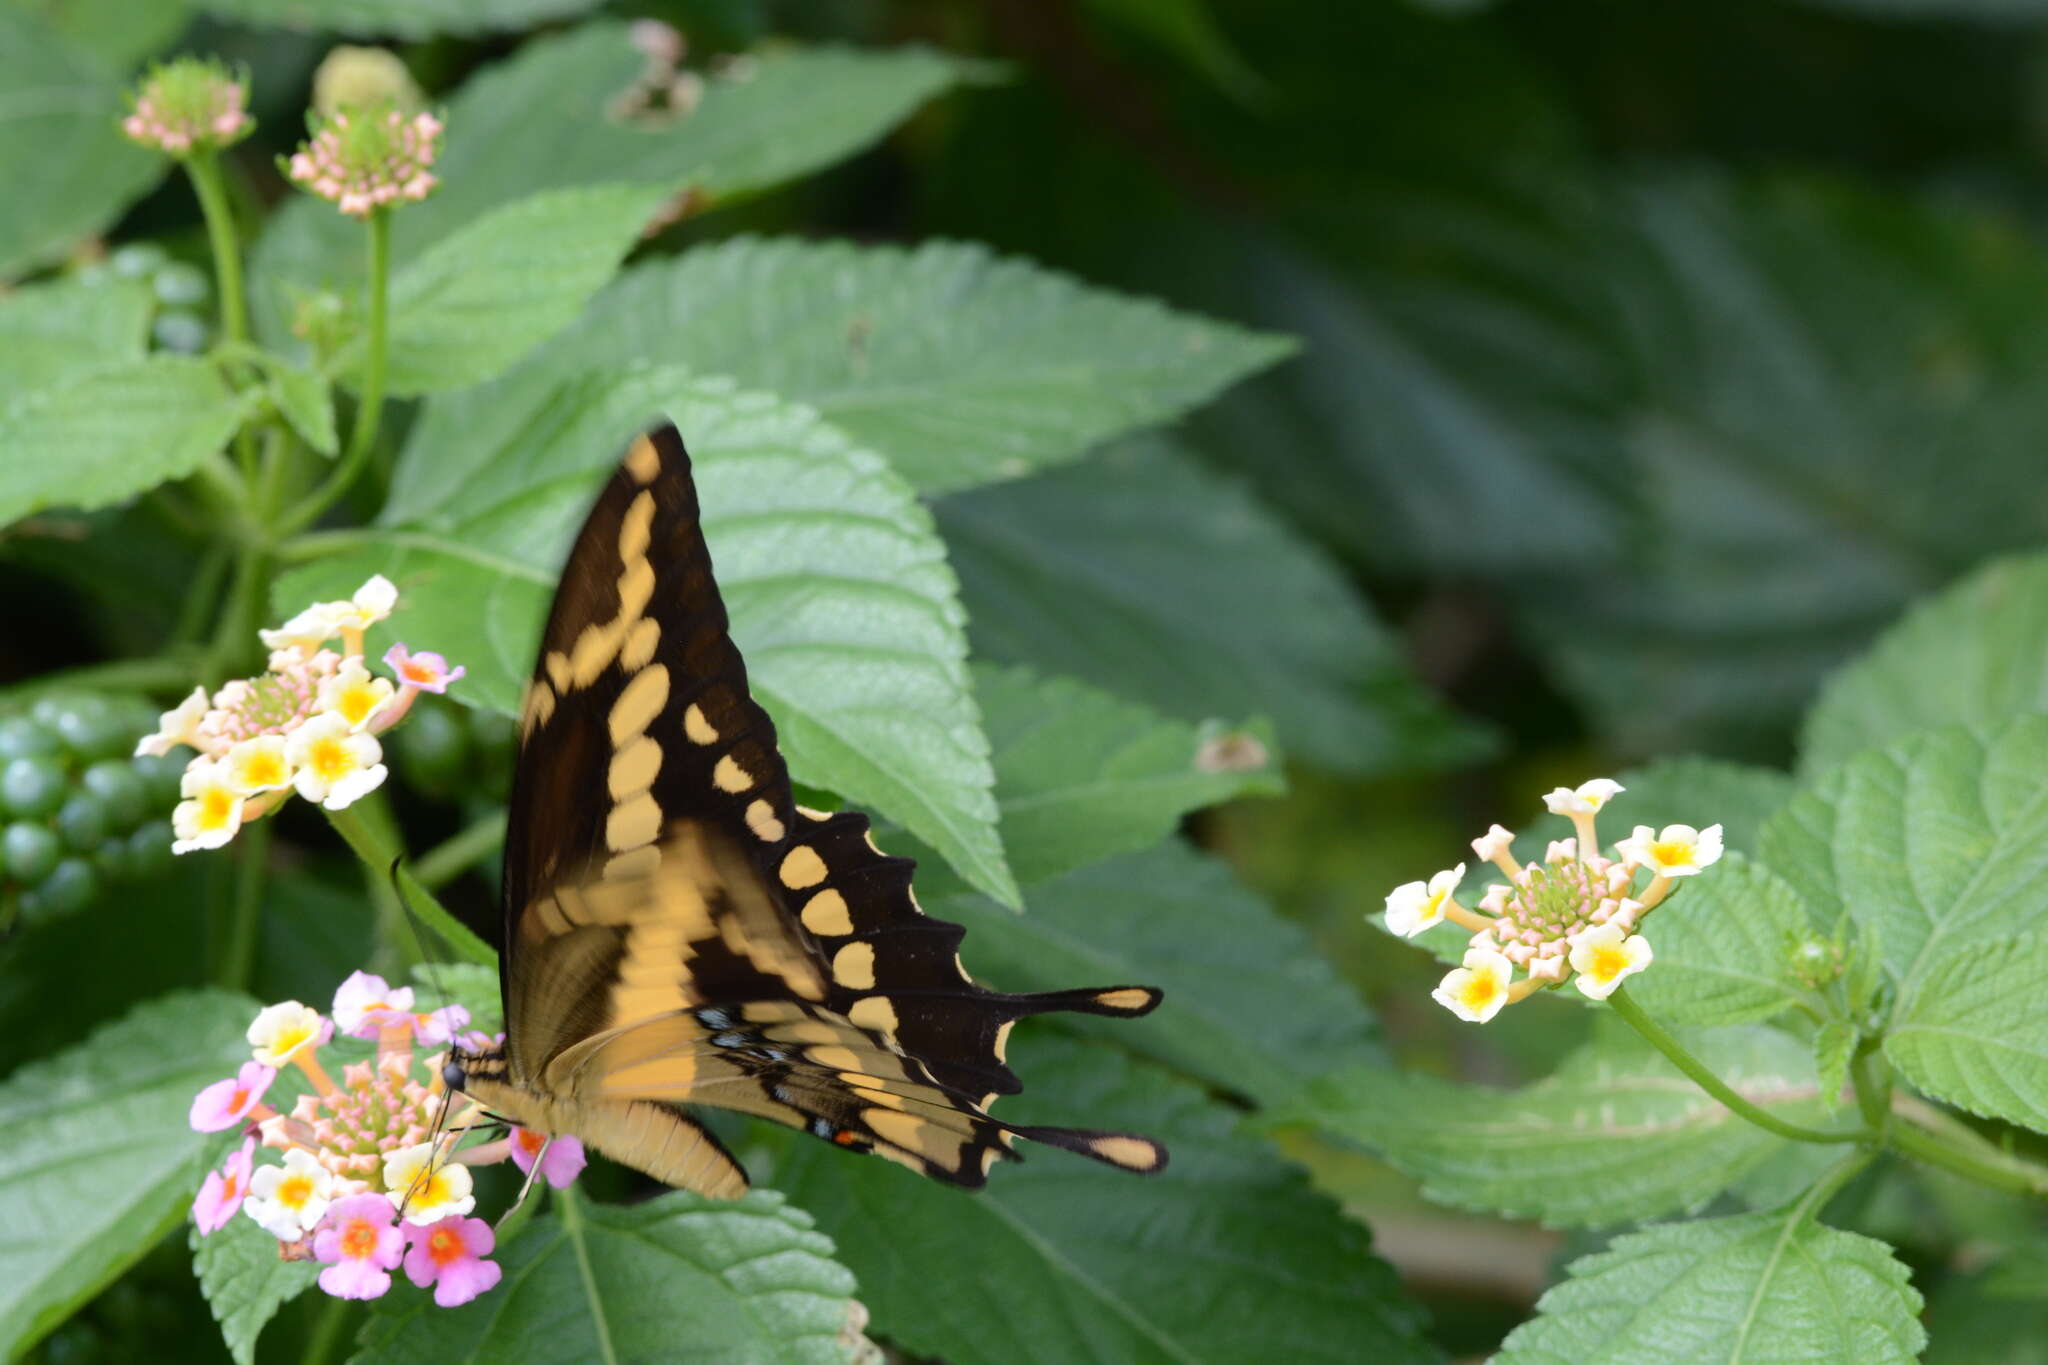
[443,422,1169,1196]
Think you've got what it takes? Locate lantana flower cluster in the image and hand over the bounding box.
[120,57,254,157]
[189,973,586,1307]
[286,104,444,218]
[1383,779,1724,1022]
[135,575,464,854]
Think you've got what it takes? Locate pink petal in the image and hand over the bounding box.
[433,1256,501,1307]
[318,1260,392,1300]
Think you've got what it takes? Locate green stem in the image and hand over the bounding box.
[275,527,374,564]
[1607,986,1865,1144]
[324,803,496,967]
[173,542,234,647]
[202,539,270,684]
[1849,1044,1892,1139]
[0,650,205,705]
[217,817,271,990]
[415,811,508,890]
[283,208,390,534]
[301,1293,354,1365]
[1792,1148,1877,1225]
[556,1185,620,1365]
[1889,1097,2048,1197]
[185,150,260,484]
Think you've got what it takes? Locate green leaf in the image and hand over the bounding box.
[266,362,336,456]
[1924,1245,2048,1365]
[349,1188,858,1364]
[1495,1209,1924,1365]
[5,0,191,70]
[937,437,1485,773]
[0,9,163,278]
[0,989,258,1359]
[968,663,1279,886]
[275,370,1017,907]
[1801,553,2048,777]
[769,1035,1432,1365]
[931,841,1383,1108]
[191,0,599,36]
[189,1216,320,1365]
[409,961,503,1038]
[1886,935,2048,1134]
[1597,756,1795,860]
[395,240,1294,503]
[252,26,971,344]
[1625,853,1823,1028]
[372,183,676,396]
[1760,716,2048,990]
[1814,1021,1855,1115]
[1283,1022,1828,1228]
[1078,0,1262,99]
[0,276,152,409]
[0,356,251,527]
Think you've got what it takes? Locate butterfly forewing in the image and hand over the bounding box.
[487,423,1167,1193]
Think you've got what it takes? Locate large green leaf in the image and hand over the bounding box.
[0,9,163,279]
[1801,553,2048,776]
[252,25,970,344]
[190,1217,320,1365]
[1625,853,1825,1028]
[192,0,599,36]
[0,276,152,410]
[4,0,191,70]
[0,356,252,527]
[274,370,1017,906]
[372,182,676,395]
[350,1189,857,1364]
[1760,716,2048,990]
[0,989,257,1359]
[1495,1208,1924,1364]
[937,437,1484,773]
[1886,935,2048,1134]
[967,663,1279,886]
[932,841,1384,1108]
[1283,1023,1830,1227]
[398,240,1293,505]
[769,1035,1432,1365]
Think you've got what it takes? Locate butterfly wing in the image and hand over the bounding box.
[499,423,1167,1192]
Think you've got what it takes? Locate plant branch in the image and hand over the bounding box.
[323,803,496,967]
[1889,1096,2048,1198]
[283,208,390,534]
[185,150,261,484]
[415,812,508,890]
[217,817,271,990]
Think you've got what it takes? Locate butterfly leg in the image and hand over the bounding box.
[495,1137,551,1233]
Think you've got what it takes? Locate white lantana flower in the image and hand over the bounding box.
[383,1142,476,1224]
[136,685,210,758]
[286,713,387,809]
[1384,864,1465,939]
[171,757,246,854]
[244,1147,336,1240]
[1616,823,1724,878]
[1433,947,1515,1024]
[1567,922,1654,999]
[317,657,396,732]
[248,1000,326,1067]
[330,574,398,632]
[259,601,349,654]
[220,735,294,796]
[1470,824,1515,862]
[1542,778,1625,815]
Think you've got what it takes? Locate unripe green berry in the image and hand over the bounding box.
[2,822,61,883]
[54,794,107,854]
[0,716,59,762]
[37,857,98,917]
[81,760,147,831]
[1,756,67,819]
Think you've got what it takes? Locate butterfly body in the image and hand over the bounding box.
[445,424,1167,1196]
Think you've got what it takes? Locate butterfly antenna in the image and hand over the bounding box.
[385,856,464,1213]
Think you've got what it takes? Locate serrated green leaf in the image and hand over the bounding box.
[189,1215,320,1365]
[274,370,1016,907]
[0,276,152,409]
[937,437,1484,773]
[1886,935,2048,1134]
[252,26,971,345]
[349,1188,857,1364]
[0,10,163,278]
[931,841,1382,1107]
[1495,1209,1924,1364]
[396,239,1294,503]
[769,1035,1432,1365]
[967,663,1279,886]
[1598,757,1796,859]
[0,989,258,1359]
[1801,553,2048,777]
[1760,716,2048,990]
[0,356,251,527]
[191,0,598,36]
[1814,1021,1855,1115]
[1282,1022,1829,1228]
[408,961,503,1038]
[368,183,675,395]
[1924,1245,2048,1365]
[1626,853,1823,1028]
[265,362,336,456]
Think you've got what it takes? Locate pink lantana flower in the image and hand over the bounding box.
[314,1193,405,1300]
[121,57,254,157]
[509,1128,588,1189]
[189,1061,277,1132]
[383,643,465,694]
[411,1004,470,1046]
[403,1216,502,1307]
[332,971,417,1039]
[193,1138,257,1235]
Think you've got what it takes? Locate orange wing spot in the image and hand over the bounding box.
[832,1128,863,1146]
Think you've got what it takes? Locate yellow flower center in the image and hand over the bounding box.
[241,752,285,787]
[1421,890,1448,920]
[339,686,378,725]
[1460,972,1500,1009]
[1650,841,1691,868]
[309,736,355,781]
[278,1174,313,1210]
[1588,942,1630,981]
[268,1023,314,1059]
[198,787,237,828]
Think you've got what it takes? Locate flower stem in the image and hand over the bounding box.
[323,803,497,967]
[301,1293,354,1365]
[216,816,271,990]
[283,208,390,533]
[1849,1042,1892,1139]
[1607,986,1865,1144]
[415,811,508,890]
[185,150,259,483]
[1889,1096,2048,1197]
[557,1185,620,1365]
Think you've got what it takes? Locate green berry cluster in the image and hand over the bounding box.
[0,691,181,932]
[389,700,514,802]
[71,242,214,354]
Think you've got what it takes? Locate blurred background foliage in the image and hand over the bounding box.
[6,0,2048,1359]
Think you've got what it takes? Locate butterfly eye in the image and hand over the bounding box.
[442,1060,468,1092]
